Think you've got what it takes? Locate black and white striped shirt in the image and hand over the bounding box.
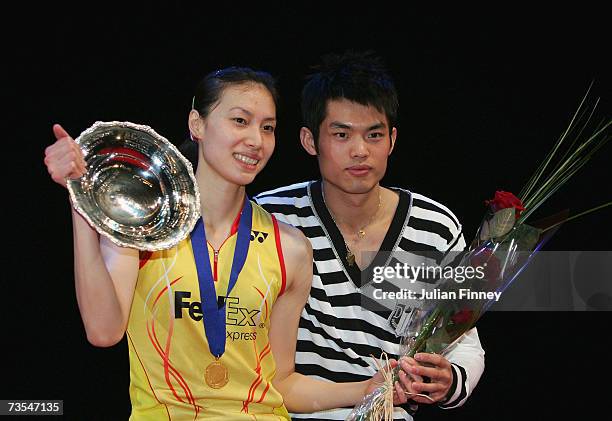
[255,180,485,421]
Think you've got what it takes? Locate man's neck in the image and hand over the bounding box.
[321,180,382,232]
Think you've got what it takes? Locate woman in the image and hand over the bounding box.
[44,67,409,420]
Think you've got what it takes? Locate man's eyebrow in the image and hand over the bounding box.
[329,122,387,130]
[367,123,387,131]
[329,122,352,129]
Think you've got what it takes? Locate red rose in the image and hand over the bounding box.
[451,309,474,324]
[485,190,526,218]
[470,248,501,282]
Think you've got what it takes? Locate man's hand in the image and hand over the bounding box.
[400,353,453,404]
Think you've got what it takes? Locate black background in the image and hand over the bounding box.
[4,3,611,420]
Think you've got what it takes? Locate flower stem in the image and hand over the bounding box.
[391,307,443,383]
[540,201,612,234]
[408,308,442,357]
[520,83,594,202]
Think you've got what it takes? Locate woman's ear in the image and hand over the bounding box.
[300,127,317,156]
[188,110,204,141]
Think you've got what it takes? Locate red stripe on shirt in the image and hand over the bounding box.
[271,215,286,296]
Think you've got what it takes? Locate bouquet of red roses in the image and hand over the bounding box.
[347,86,611,421]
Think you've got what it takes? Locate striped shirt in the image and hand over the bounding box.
[255,180,485,421]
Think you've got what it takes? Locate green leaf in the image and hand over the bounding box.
[488,208,516,239]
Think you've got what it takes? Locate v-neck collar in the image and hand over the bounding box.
[204,197,245,251]
[308,180,411,288]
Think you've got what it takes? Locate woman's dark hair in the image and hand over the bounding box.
[301,51,398,147]
[179,66,279,167]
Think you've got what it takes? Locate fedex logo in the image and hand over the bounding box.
[174,291,260,326]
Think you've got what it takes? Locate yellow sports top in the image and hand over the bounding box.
[127,202,289,420]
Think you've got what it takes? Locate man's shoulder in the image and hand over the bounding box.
[253,181,316,226]
[390,187,462,233]
[254,180,311,201]
[253,181,313,211]
[394,188,466,254]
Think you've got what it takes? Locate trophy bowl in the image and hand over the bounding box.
[67,121,200,251]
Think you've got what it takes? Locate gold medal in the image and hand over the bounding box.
[205,359,229,389]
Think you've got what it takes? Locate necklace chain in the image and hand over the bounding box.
[322,186,382,266]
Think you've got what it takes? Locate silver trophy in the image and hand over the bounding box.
[67,121,200,251]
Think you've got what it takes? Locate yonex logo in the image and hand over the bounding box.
[250,230,268,243]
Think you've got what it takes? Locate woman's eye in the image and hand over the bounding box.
[233,117,248,125]
[263,125,276,133]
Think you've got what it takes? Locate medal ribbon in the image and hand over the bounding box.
[190,197,252,358]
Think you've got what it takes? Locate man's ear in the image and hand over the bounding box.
[300,127,317,156]
[389,127,397,155]
[188,110,204,141]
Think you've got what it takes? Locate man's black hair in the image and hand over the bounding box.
[301,50,398,145]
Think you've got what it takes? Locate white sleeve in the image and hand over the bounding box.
[438,327,485,409]
[439,230,485,409]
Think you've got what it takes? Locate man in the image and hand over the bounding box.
[255,52,484,420]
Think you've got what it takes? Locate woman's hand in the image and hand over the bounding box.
[44,124,87,188]
[364,357,425,406]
